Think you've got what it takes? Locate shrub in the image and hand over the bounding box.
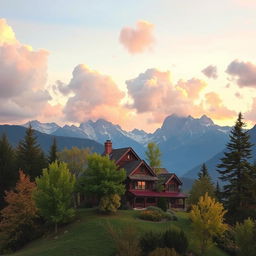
[137,210,162,222]
[98,194,121,214]
[147,206,164,214]
[149,247,180,256]
[163,228,188,254]
[140,231,162,256]
[157,197,168,212]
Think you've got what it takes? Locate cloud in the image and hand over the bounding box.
[201,65,218,79]
[0,19,51,122]
[119,20,155,54]
[226,60,256,87]
[61,64,128,124]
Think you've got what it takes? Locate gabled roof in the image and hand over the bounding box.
[157,173,182,185]
[108,147,141,164]
[121,160,142,176]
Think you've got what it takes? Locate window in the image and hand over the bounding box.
[168,184,177,192]
[135,181,146,190]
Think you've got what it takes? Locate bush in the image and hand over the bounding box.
[98,194,121,214]
[140,231,162,256]
[149,247,180,256]
[163,212,174,221]
[163,228,188,255]
[157,197,168,212]
[147,206,164,214]
[137,210,162,222]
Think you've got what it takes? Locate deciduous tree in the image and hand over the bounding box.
[145,142,162,174]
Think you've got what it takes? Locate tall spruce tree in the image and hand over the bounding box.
[48,137,58,164]
[198,163,209,179]
[16,125,47,180]
[217,113,254,222]
[0,134,18,208]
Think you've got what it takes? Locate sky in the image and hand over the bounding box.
[0,0,256,132]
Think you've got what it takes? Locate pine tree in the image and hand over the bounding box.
[215,181,222,202]
[217,113,254,222]
[16,125,47,180]
[48,137,58,163]
[0,134,18,208]
[198,163,209,179]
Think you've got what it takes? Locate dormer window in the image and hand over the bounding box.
[127,154,130,160]
[135,181,146,190]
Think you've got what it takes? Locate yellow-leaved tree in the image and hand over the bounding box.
[190,193,228,255]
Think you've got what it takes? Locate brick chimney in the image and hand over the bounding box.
[104,140,112,155]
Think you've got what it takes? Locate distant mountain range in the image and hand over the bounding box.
[0,125,103,154]
[22,114,233,176]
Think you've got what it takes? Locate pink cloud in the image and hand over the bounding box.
[119,20,155,54]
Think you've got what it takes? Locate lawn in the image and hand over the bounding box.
[9,209,228,256]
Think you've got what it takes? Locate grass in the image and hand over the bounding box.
[9,209,228,256]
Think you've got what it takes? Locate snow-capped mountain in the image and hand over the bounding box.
[23,120,60,134]
[22,114,232,175]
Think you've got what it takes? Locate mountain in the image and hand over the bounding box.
[22,115,232,175]
[23,120,60,134]
[0,125,103,154]
[183,124,256,185]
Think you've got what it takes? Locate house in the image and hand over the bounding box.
[104,140,187,209]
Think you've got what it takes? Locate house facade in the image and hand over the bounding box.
[104,140,187,209]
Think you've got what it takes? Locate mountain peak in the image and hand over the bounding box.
[199,115,214,126]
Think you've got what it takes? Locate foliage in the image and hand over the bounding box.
[198,163,209,179]
[149,247,180,256]
[146,206,164,214]
[190,193,228,255]
[163,228,188,254]
[80,153,126,199]
[188,175,216,205]
[157,197,168,212]
[98,194,121,213]
[0,133,18,208]
[48,137,58,163]
[137,209,163,221]
[16,125,47,180]
[106,223,141,256]
[140,231,162,256]
[217,113,254,223]
[234,218,256,256]
[145,142,162,173]
[34,161,76,233]
[0,171,38,252]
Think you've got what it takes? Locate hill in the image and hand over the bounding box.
[9,209,227,256]
[0,125,104,154]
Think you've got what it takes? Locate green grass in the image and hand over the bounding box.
[9,209,228,256]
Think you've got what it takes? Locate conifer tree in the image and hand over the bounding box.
[215,181,222,202]
[16,125,47,180]
[0,134,18,208]
[198,163,209,179]
[48,137,58,163]
[217,113,254,222]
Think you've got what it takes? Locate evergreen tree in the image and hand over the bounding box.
[198,163,209,179]
[217,113,254,222]
[215,181,222,202]
[16,125,47,180]
[145,142,162,174]
[0,134,18,208]
[48,137,58,164]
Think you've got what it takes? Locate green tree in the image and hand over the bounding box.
[190,193,228,255]
[145,142,161,174]
[198,163,209,179]
[0,134,18,208]
[34,161,76,233]
[234,218,256,256]
[48,137,58,164]
[188,174,215,205]
[217,113,254,222]
[16,125,47,180]
[215,181,222,202]
[80,153,126,212]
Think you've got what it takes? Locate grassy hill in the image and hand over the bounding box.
[9,209,228,256]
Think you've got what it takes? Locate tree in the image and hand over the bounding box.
[215,181,222,202]
[217,113,254,222]
[0,171,38,252]
[80,153,126,212]
[145,142,161,174]
[198,163,209,179]
[190,193,228,255]
[34,161,76,233]
[16,125,47,180]
[188,174,215,205]
[234,218,256,256]
[0,134,18,208]
[48,137,58,164]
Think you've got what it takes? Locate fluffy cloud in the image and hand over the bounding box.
[0,19,51,122]
[201,65,218,79]
[119,20,155,54]
[226,60,256,87]
[60,64,128,124]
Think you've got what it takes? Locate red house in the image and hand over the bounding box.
[104,140,187,209]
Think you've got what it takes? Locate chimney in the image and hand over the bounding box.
[104,140,112,155]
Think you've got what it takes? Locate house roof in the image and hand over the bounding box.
[128,190,187,198]
[109,147,130,162]
[129,174,158,181]
[157,173,182,185]
[121,160,142,176]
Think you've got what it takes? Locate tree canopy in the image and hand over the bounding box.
[145,142,162,173]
